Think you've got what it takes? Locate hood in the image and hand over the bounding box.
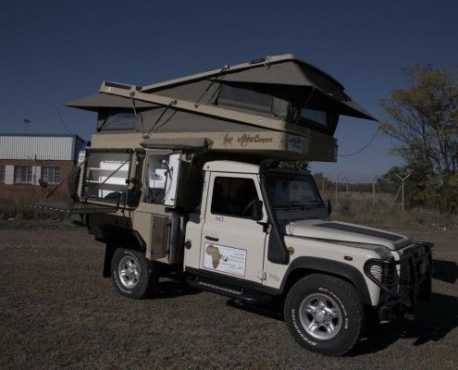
[285,220,410,251]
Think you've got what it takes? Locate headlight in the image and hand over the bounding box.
[364,258,398,293]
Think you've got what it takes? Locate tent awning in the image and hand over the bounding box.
[65,94,156,112]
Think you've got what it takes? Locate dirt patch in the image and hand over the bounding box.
[1,224,457,369]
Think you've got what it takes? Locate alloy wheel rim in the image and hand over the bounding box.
[298,292,343,340]
[118,255,141,289]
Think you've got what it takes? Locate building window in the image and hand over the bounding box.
[41,166,61,185]
[14,166,33,184]
[0,165,5,184]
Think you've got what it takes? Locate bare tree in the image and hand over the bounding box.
[381,65,458,211]
[381,65,458,178]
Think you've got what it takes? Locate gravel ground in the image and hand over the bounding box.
[0,222,457,370]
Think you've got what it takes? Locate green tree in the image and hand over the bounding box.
[381,65,458,211]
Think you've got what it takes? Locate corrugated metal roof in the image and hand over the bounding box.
[0,135,85,160]
[0,133,83,138]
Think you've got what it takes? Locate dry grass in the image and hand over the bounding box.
[323,191,458,230]
[0,197,67,221]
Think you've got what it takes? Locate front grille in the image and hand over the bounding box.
[381,262,398,292]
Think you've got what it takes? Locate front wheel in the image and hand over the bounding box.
[111,248,159,299]
[284,274,364,356]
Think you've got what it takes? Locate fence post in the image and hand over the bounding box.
[396,173,411,211]
[335,175,339,205]
[372,176,377,208]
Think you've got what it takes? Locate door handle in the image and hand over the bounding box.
[205,236,219,242]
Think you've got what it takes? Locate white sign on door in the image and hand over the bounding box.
[202,242,246,277]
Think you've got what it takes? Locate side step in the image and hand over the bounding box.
[185,275,270,304]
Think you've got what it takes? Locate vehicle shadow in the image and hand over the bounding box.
[432,259,457,284]
[157,278,201,299]
[226,298,283,321]
[352,292,458,356]
[225,290,457,356]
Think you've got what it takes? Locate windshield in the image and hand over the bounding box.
[265,172,324,210]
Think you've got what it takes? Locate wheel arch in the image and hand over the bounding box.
[279,257,372,306]
[99,226,147,278]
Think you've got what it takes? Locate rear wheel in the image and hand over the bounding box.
[284,274,364,356]
[111,248,159,299]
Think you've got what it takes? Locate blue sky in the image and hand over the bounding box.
[1,0,457,181]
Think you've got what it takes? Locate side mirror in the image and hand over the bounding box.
[327,199,332,216]
[251,200,264,221]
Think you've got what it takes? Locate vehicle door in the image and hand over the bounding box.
[200,172,267,283]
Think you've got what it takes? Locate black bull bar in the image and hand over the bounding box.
[364,242,433,310]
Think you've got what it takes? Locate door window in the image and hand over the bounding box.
[211,177,259,219]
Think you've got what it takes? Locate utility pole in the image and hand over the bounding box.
[396,173,411,211]
[335,173,341,205]
[335,176,338,205]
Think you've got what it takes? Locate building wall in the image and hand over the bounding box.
[0,134,86,203]
[0,159,74,202]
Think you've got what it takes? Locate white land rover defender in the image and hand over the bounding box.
[56,54,432,356]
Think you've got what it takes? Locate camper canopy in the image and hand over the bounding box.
[66,54,376,162]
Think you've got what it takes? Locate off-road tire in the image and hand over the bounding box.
[111,248,159,299]
[284,274,364,356]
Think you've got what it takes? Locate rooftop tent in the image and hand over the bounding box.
[141,54,376,122]
[65,54,376,161]
[65,54,375,127]
[214,62,375,121]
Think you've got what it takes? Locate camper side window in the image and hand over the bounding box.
[83,151,131,203]
[290,105,339,134]
[217,84,273,113]
[97,110,137,131]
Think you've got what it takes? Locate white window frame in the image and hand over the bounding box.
[14,166,33,185]
[41,166,61,185]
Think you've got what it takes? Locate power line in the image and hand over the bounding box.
[338,126,381,158]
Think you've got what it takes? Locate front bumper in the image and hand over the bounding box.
[364,242,433,321]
